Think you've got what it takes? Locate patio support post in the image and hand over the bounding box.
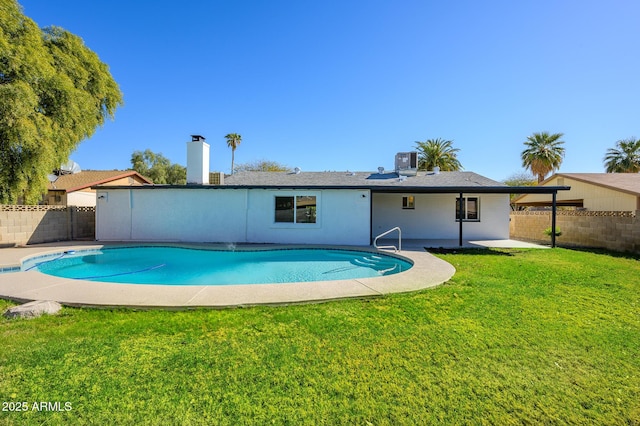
[551,191,557,248]
[369,190,373,245]
[458,192,463,247]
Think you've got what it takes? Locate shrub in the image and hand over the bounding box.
[544,227,562,237]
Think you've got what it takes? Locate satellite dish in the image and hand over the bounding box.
[59,160,82,174]
[47,174,58,189]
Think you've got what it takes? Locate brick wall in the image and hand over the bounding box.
[0,205,95,246]
[510,210,639,253]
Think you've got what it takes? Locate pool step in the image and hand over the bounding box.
[352,256,400,275]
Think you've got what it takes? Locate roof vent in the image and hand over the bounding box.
[433,166,440,175]
[294,167,301,174]
[377,166,385,174]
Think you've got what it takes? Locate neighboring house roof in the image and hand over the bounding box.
[543,173,640,197]
[49,170,152,193]
[512,172,640,206]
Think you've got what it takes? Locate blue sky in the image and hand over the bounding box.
[19,0,640,181]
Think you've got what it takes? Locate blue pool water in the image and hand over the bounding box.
[27,247,412,285]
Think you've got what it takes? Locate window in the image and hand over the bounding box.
[402,195,415,209]
[275,195,316,223]
[275,196,294,222]
[456,197,479,221]
[295,196,317,223]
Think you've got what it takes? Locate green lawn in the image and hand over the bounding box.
[1,248,639,425]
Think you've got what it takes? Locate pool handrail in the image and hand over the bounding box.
[374,226,402,252]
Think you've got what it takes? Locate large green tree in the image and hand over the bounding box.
[130,149,186,184]
[224,133,242,175]
[603,137,640,173]
[521,132,565,183]
[414,138,462,171]
[0,0,123,203]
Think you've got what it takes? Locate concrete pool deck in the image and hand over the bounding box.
[0,241,457,308]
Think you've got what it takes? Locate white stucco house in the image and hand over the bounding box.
[94,136,568,246]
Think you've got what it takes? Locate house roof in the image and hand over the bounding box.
[223,170,505,190]
[97,170,568,194]
[544,173,640,196]
[49,170,152,193]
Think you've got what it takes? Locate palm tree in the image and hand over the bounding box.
[521,132,565,183]
[603,137,640,173]
[414,138,462,171]
[224,133,242,175]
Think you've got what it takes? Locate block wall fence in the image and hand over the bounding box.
[0,205,95,246]
[510,210,640,254]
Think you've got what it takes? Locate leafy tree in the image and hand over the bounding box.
[166,163,187,185]
[414,138,462,171]
[234,159,291,173]
[0,0,123,203]
[503,171,536,210]
[502,171,537,187]
[130,150,186,184]
[521,132,565,183]
[603,137,640,173]
[224,133,242,175]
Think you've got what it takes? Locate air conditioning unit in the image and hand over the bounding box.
[395,152,418,176]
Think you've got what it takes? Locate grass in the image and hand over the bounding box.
[1,247,639,425]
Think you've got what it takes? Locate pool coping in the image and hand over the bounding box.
[0,242,456,308]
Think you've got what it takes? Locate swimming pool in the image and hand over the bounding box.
[26,246,413,286]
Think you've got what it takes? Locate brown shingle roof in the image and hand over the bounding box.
[49,170,152,192]
[552,173,640,196]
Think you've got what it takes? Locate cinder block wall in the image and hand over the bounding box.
[0,206,95,246]
[70,207,96,240]
[510,210,639,253]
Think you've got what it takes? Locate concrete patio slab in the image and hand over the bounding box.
[379,238,549,250]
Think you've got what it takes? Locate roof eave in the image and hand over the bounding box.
[94,184,570,194]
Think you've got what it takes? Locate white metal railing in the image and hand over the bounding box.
[374,226,402,252]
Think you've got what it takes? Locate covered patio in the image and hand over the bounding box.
[371,185,570,248]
